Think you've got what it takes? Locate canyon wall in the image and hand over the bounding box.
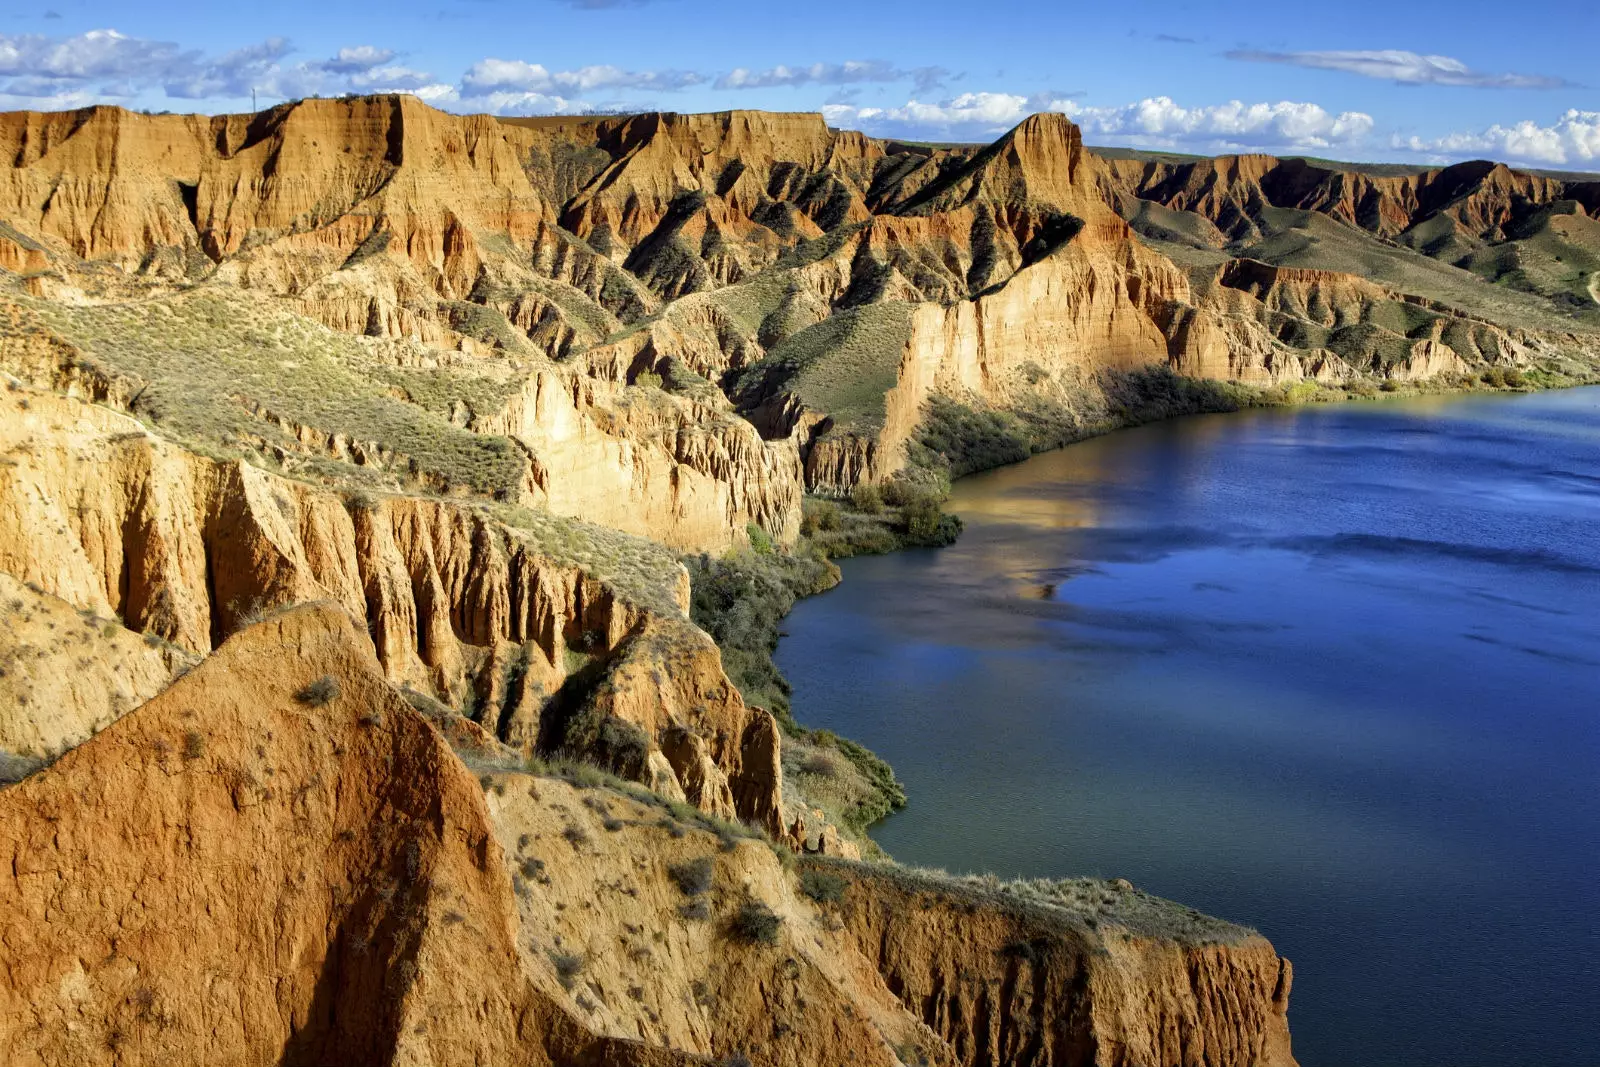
[0,603,1297,1067]
[0,385,789,834]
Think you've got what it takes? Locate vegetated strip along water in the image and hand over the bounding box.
[776,387,1600,1067]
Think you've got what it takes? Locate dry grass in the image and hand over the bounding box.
[7,287,528,496]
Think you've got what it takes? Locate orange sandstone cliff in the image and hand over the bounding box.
[0,603,1298,1067]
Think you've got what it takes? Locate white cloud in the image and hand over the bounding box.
[348,65,433,91]
[312,46,395,75]
[0,29,445,107]
[0,28,185,81]
[1227,49,1568,90]
[1065,97,1374,150]
[823,91,1033,134]
[825,92,1373,151]
[161,37,294,99]
[1393,110,1600,165]
[460,58,699,97]
[716,60,946,93]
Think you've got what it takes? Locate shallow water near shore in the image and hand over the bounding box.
[776,387,1600,1067]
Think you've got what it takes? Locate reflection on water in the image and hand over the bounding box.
[776,388,1600,1067]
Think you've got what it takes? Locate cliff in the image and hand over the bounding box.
[0,385,798,838]
[0,97,1595,503]
[0,603,1297,1067]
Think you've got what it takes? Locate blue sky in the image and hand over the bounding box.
[3,0,1596,167]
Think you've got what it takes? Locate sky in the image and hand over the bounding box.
[1,0,1596,168]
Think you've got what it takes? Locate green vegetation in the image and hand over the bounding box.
[294,675,340,707]
[667,856,715,897]
[486,503,686,618]
[732,303,915,434]
[547,950,586,991]
[684,546,907,840]
[10,289,529,497]
[798,867,848,904]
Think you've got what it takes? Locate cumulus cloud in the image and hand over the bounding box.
[1227,49,1570,90]
[162,37,294,99]
[825,92,1373,151]
[715,59,947,94]
[309,46,396,75]
[460,58,700,96]
[1066,97,1374,149]
[0,29,443,106]
[1393,110,1600,165]
[0,28,187,82]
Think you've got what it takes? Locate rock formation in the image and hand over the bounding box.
[0,603,1298,1067]
[0,385,791,838]
[0,96,1593,504]
[9,95,1600,1063]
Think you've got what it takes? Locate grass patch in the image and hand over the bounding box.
[10,289,528,497]
[731,302,915,434]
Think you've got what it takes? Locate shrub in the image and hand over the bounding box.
[668,856,715,896]
[548,950,586,991]
[797,752,837,777]
[746,523,775,556]
[800,498,841,535]
[295,675,340,707]
[899,494,962,547]
[849,482,883,513]
[728,900,781,945]
[799,868,848,904]
[634,370,663,389]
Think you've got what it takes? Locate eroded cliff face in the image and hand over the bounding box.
[0,603,1297,1067]
[0,285,800,554]
[0,604,696,1067]
[0,573,196,760]
[3,96,1594,505]
[831,866,1295,1067]
[0,385,793,833]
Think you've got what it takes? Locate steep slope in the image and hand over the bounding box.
[0,385,796,837]
[3,96,1596,504]
[0,602,1299,1067]
[0,572,196,764]
[0,603,691,1067]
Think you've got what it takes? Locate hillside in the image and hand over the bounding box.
[2,93,1599,1066]
[0,97,1591,505]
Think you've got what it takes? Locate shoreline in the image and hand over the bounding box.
[760,369,1600,855]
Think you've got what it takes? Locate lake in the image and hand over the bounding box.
[775,387,1600,1067]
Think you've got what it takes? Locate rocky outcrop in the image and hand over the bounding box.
[0,573,196,760]
[0,386,784,829]
[0,604,1296,1066]
[831,864,1296,1067]
[472,369,802,548]
[0,603,697,1067]
[4,96,1594,509]
[0,290,800,553]
[1104,153,1574,244]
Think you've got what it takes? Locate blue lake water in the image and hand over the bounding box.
[775,388,1600,1067]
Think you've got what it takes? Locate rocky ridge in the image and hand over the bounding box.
[6,94,1598,1064]
[0,602,1298,1066]
[0,98,1594,506]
